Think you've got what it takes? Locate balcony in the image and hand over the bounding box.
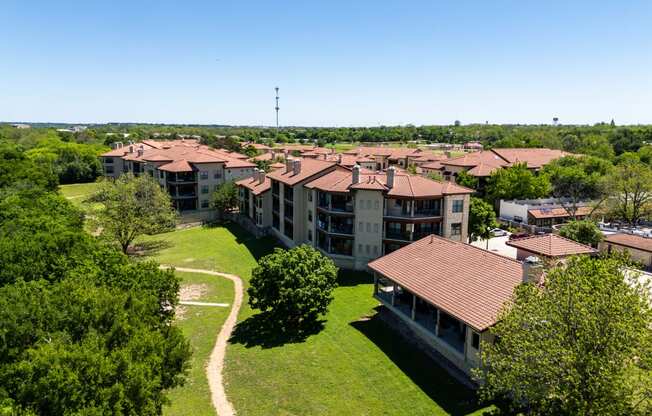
[385,199,442,218]
[384,229,412,241]
[167,172,197,183]
[318,192,354,214]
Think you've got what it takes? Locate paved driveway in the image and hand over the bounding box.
[470,235,517,259]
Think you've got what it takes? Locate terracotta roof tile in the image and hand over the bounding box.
[506,234,597,257]
[158,159,194,172]
[368,235,524,331]
[266,158,336,186]
[528,205,592,219]
[604,233,652,253]
[236,175,271,195]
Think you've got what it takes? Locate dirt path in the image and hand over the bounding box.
[162,265,242,416]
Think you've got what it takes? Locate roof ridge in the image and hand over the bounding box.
[419,234,523,266]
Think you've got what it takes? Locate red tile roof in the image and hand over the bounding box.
[305,168,473,198]
[528,205,593,219]
[506,234,597,257]
[442,148,568,172]
[466,162,502,177]
[100,139,255,169]
[158,159,194,172]
[604,233,652,253]
[266,158,336,186]
[368,235,524,331]
[236,175,271,195]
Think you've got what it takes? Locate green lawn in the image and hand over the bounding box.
[164,271,234,416]
[59,182,100,202]
[140,223,489,416]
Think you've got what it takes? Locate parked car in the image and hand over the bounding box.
[491,228,508,237]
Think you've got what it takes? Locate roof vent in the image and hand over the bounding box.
[128,145,134,154]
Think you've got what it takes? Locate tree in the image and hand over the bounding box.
[425,171,444,182]
[88,173,176,253]
[242,144,259,158]
[455,170,479,189]
[248,245,338,327]
[475,255,652,415]
[212,181,239,218]
[468,197,498,248]
[542,156,611,218]
[485,163,551,204]
[558,219,603,247]
[603,162,652,226]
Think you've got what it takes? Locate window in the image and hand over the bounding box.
[214,170,221,179]
[308,210,313,222]
[373,223,379,233]
[214,184,219,191]
[365,244,370,254]
[451,223,462,236]
[159,170,165,179]
[373,245,378,255]
[374,200,379,210]
[358,244,363,253]
[359,221,364,231]
[308,192,312,202]
[452,200,464,213]
[200,171,209,180]
[104,158,113,164]
[201,199,209,208]
[308,230,313,241]
[201,185,209,194]
[105,166,114,174]
[471,332,480,350]
[366,222,371,232]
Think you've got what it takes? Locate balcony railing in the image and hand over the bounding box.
[330,223,354,235]
[384,229,412,241]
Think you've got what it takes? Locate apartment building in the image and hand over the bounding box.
[237,158,473,270]
[100,139,256,220]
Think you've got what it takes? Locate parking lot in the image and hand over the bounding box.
[470,233,517,259]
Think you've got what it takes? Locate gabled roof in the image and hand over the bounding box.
[266,158,336,186]
[604,233,652,253]
[236,175,271,195]
[506,234,597,258]
[491,148,569,169]
[467,162,502,177]
[304,167,473,198]
[368,235,524,331]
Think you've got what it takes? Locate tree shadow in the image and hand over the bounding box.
[230,311,325,349]
[129,239,173,257]
[222,222,282,260]
[350,308,489,416]
[338,269,373,287]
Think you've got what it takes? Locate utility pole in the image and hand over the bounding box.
[275,87,280,129]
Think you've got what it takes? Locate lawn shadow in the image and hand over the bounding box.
[350,308,487,416]
[222,222,281,260]
[338,269,373,287]
[230,311,325,349]
[129,239,174,258]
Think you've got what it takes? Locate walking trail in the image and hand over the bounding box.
[162,265,242,416]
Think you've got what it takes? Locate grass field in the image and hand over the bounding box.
[59,182,100,202]
[164,271,234,416]
[140,223,489,416]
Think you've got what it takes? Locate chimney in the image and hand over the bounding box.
[293,159,301,175]
[285,158,293,173]
[337,154,342,164]
[522,256,543,284]
[137,144,144,157]
[352,164,360,184]
[252,168,260,182]
[259,171,266,185]
[111,142,118,149]
[128,145,134,154]
[116,141,123,148]
[387,166,396,188]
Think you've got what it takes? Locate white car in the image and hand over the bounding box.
[491,228,508,237]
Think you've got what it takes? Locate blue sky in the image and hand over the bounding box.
[1,1,651,126]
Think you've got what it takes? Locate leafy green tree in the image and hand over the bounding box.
[425,171,444,182]
[242,144,259,158]
[88,173,176,253]
[455,170,479,189]
[476,255,652,415]
[558,220,603,247]
[0,143,58,193]
[27,141,106,184]
[542,156,611,218]
[603,162,652,226]
[212,181,239,218]
[485,163,551,203]
[248,245,338,327]
[468,197,499,248]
